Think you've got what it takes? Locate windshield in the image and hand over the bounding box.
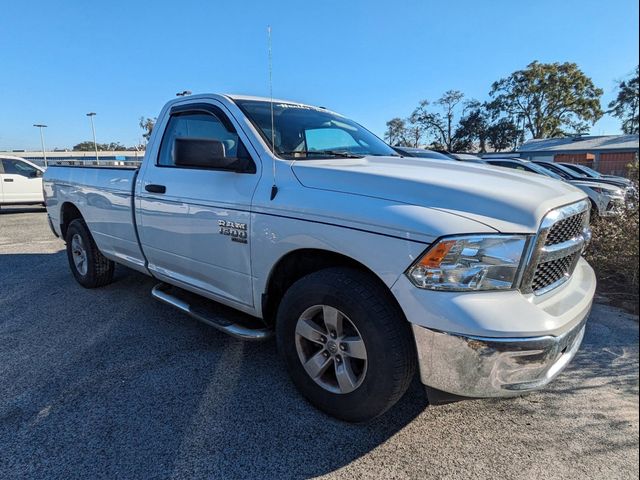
[450,153,485,163]
[525,162,565,180]
[411,151,451,160]
[396,148,452,160]
[537,162,581,179]
[575,164,602,178]
[234,99,398,159]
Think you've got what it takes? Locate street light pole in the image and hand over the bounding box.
[86,112,99,162]
[33,124,48,167]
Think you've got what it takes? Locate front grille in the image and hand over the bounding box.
[531,252,580,292]
[521,200,590,295]
[545,211,587,246]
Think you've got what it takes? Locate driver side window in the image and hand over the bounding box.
[2,159,39,177]
[158,111,250,168]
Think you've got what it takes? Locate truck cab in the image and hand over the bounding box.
[0,156,45,206]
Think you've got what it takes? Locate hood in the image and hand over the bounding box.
[573,176,629,188]
[292,156,586,232]
[603,175,633,185]
[571,180,624,193]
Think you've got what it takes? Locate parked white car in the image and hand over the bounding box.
[0,155,45,207]
[570,179,626,216]
[43,94,596,421]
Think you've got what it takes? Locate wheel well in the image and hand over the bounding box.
[262,249,401,326]
[60,202,83,238]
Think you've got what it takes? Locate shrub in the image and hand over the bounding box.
[585,164,639,314]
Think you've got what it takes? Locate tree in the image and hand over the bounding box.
[73,141,97,151]
[139,116,156,142]
[437,90,465,148]
[384,118,408,146]
[72,141,127,151]
[411,90,465,150]
[453,101,490,152]
[410,100,445,147]
[489,61,603,138]
[106,142,126,151]
[486,118,521,151]
[405,120,425,148]
[608,66,639,134]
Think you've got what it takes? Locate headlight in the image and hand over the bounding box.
[590,186,624,197]
[608,189,625,198]
[406,235,528,291]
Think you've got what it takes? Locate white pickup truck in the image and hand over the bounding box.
[43,94,596,421]
[0,155,45,207]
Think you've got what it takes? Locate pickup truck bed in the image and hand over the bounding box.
[45,166,146,272]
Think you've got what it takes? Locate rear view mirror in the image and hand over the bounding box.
[174,138,242,171]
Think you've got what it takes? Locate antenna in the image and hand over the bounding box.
[268,25,278,200]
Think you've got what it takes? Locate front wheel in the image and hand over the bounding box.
[65,218,115,288]
[276,267,416,422]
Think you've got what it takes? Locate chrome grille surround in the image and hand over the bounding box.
[520,200,591,296]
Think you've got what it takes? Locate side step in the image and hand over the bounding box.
[151,283,273,341]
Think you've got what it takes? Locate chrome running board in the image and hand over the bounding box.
[151,283,273,341]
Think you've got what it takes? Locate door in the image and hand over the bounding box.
[0,159,43,203]
[136,102,261,308]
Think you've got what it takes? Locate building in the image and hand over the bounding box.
[516,135,639,176]
[0,150,144,168]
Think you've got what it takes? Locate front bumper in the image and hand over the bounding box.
[412,313,587,397]
[599,196,626,216]
[393,258,596,398]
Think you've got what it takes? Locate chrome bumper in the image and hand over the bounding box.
[412,312,589,398]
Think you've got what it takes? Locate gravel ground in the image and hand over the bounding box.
[1,207,638,480]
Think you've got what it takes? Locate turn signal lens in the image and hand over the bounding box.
[417,240,456,268]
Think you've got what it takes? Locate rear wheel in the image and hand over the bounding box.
[65,218,115,288]
[276,267,416,422]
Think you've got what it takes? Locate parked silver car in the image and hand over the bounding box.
[559,163,634,188]
[484,158,626,217]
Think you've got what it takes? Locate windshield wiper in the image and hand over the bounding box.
[278,150,364,159]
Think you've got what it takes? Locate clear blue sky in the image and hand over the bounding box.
[1,0,638,150]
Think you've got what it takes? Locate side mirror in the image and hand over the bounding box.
[174,138,243,171]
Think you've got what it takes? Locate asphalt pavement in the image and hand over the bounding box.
[1,206,638,479]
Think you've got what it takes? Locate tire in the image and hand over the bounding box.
[65,218,115,288]
[276,267,416,422]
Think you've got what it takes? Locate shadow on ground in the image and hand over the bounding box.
[2,211,638,479]
[0,206,46,215]
[0,252,430,479]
